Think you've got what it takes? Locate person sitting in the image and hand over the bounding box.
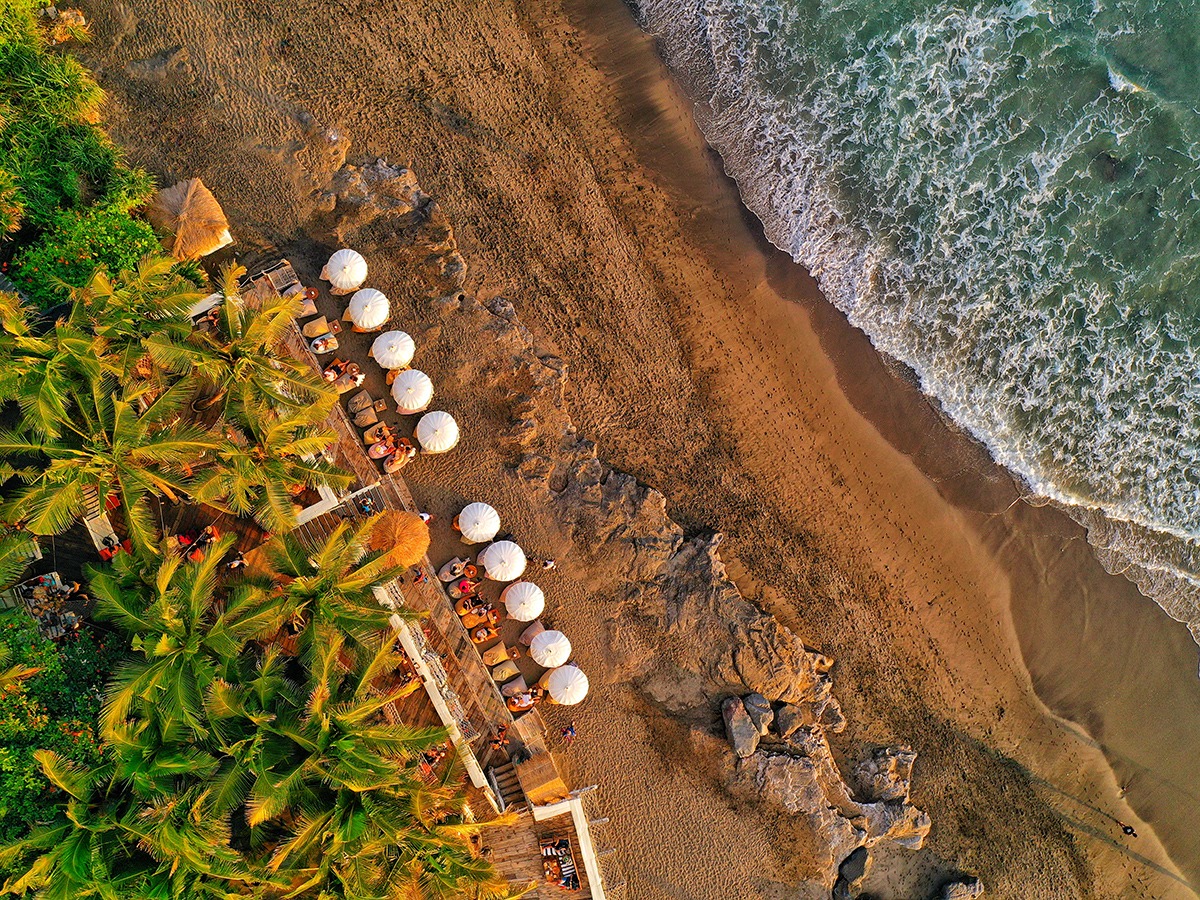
[322,357,350,381]
[506,690,537,713]
[455,595,486,617]
[448,577,479,600]
[438,558,469,582]
[461,604,495,630]
[470,623,498,644]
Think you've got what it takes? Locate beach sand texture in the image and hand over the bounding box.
[76,0,1200,896]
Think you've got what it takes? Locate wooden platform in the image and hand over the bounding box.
[484,809,593,900]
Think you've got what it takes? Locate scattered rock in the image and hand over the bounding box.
[831,846,871,900]
[722,696,759,758]
[819,696,847,734]
[853,745,917,802]
[743,693,773,735]
[774,703,813,738]
[939,876,985,899]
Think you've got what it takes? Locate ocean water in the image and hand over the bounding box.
[634,0,1200,641]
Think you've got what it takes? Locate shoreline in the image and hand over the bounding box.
[77,0,1200,894]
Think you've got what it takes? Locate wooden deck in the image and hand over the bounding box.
[484,809,594,900]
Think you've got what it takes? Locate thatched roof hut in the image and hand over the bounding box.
[145,178,233,260]
[368,510,430,569]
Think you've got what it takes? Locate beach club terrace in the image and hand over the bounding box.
[250,258,627,899]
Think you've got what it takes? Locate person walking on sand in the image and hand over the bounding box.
[1117,821,1138,837]
[560,721,576,747]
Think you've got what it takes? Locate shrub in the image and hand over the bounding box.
[10,203,161,307]
[0,611,116,846]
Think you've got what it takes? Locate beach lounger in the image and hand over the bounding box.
[519,620,546,647]
[302,316,330,339]
[482,642,512,667]
[347,391,374,414]
[353,407,379,427]
[491,660,520,682]
[499,675,528,698]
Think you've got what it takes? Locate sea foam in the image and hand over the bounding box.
[635,0,1200,642]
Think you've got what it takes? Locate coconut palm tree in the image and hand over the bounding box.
[69,255,202,378]
[258,517,411,658]
[90,535,293,742]
[191,402,353,535]
[0,374,220,553]
[144,261,334,426]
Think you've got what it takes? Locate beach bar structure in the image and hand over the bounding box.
[236,260,627,899]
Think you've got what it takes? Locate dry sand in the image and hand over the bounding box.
[77,0,1200,896]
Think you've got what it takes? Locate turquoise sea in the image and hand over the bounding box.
[636,0,1200,639]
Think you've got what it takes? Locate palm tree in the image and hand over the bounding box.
[144,262,335,426]
[68,255,203,392]
[0,374,220,553]
[90,535,293,742]
[191,403,353,535]
[259,517,411,659]
[0,293,119,441]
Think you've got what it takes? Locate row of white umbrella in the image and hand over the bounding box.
[322,250,390,330]
[323,250,460,455]
[320,262,590,703]
[454,502,589,704]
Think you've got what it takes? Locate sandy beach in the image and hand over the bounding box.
[76,0,1200,896]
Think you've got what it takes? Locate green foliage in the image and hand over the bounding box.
[0,611,116,848]
[0,0,157,243]
[9,204,160,308]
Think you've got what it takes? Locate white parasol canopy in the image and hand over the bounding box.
[530,629,571,668]
[501,581,544,622]
[322,249,367,293]
[458,502,500,544]
[415,410,459,454]
[547,665,589,705]
[348,288,389,330]
[391,369,434,414]
[370,331,415,369]
[479,540,526,582]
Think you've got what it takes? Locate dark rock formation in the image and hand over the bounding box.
[722,696,760,759]
[743,692,773,735]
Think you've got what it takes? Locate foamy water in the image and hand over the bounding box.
[635,0,1200,641]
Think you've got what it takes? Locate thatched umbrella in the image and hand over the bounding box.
[368,510,430,569]
[145,178,233,260]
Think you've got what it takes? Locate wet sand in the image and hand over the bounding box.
[78,0,1200,895]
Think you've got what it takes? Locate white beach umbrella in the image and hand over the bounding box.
[547,665,589,705]
[392,369,434,414]
[370,330,415,369]
[322,248,367,293]
[530,630,571,668]
[348,288,389,330]
[458,502,501,544]
[479,540,526,582]
[501,581,545,622]
[415,410,459,454]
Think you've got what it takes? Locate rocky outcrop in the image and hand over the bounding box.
[940,876,985,899]
[854,745,917,802]
[722,697,759,758]
[314,159,467,295]
[723,693,929,888]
